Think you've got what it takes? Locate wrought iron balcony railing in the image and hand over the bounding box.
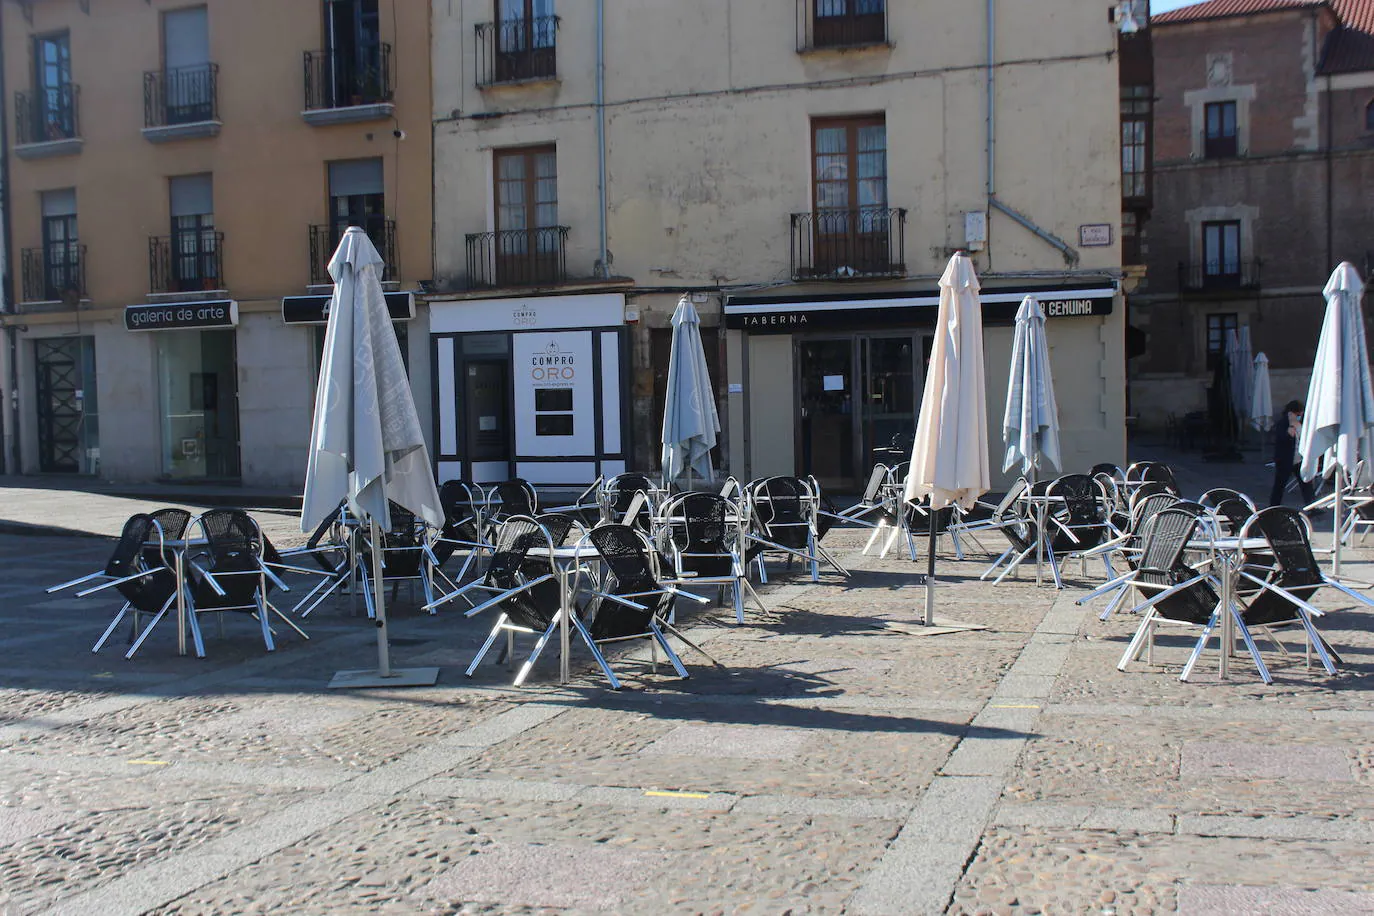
[466,226,569,289]
[150,230,224,294]
[310,221,398,285]
[475,16,559,86]
[797,0,888,51]
[1178,259,1262,293]
[144,63,219,128]
[304,44,393,109]
[791,207,906,280]
[21,244,86,302]
[14,86,79,145]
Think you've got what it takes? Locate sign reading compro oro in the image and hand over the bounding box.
[125,300,239,332]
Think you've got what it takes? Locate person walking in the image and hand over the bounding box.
[1269,399,1316,508]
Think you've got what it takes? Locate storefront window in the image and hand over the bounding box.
[157,329,240,479]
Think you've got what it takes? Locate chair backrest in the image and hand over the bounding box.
[601,473,654,525]
[860,464,889,504]
[109,513,156,578]
[486,515,561,629]
[149,508,193,540]
[886,461,911,491]
[1047,473,1108,550]
[1198,487,1244,510]
[534,512,580,547]
[491,479,537,520]
[748,476,812,548]
[439,480,484,529]
[193,509,270,606]
[663,491,734,577]
[1128,480,1172,510]
[1139,462,1179,492]
[719,476,741,499]
[1241,506,1322,624]
[108,514,181,612]
[586,524,663,639]
[1093,473,1123,513]
[1133,504,1215,623]
[1090,462,1123,481]
[1211,496,1254,535]
[992,478,1029,522]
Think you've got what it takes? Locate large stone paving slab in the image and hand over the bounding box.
[155,796,901,915]
[951,826,1374,915]
[5,689,513,773]
[456,704,973,800]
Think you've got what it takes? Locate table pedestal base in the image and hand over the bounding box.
[327,666,440,689]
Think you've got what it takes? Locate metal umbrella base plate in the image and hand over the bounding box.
[328,666,440,689]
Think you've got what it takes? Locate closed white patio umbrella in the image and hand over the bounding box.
[302,227,444,687]
[661,296,720,488]
[1296,262,1374,576]
[1249,352,1273,433]
[906,252,990,628]
[1002,295,1061,478]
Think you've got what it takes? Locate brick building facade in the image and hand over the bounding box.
[1131,0,1374,432]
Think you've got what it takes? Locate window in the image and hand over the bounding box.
[812,0,886,48]
[324,0,384,106]
[169,175,218,290]
[494,145,559,284]
[328,158,386,242]
[1206,313,1238,370]
[161,6,213,124]
[33,33,75,141]
[1202,220,1241,282]
[1204,100,1237,158]
[1365,99,1374,133]
[810,116,891,275]
[40,189,79,300]
[495,0,556,81]
[1121,85,1151,200]
[533,387,574,436]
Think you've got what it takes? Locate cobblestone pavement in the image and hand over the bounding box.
[2,484,1374,914]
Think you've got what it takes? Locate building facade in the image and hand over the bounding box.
[1132,0,1374,432]
[430,0,1128,491]
[0,0,431,484]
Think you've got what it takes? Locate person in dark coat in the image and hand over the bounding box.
[1269,399,1315,508]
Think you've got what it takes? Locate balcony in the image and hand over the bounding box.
[20,244,86,304]
[303,44,395,125]
[143,64,220,142]
[150,230,225,295]
[475,17,559,86]
[310,221,398,286]
[1178,259,1261,294]
[465,226,569,289]
[13,86,82,159]
[791,208,906,280]
[797,0,889,52]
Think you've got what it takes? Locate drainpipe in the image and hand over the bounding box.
[595,0,609,279]
[984,0,1080,267]
[0,6,18,475]
[1324,72,1333,270]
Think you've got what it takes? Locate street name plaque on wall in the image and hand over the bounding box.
[125,300,239,332]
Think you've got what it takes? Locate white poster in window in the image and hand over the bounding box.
[512,331,596,457]
[823,374,845,391]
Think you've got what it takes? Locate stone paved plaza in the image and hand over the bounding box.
[2,479,1374,914]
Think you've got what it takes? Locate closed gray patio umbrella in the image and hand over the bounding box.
[661,295,720,488]
[1297,262,1374,577]
[302,227,444,687]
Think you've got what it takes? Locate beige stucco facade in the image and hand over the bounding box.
[431,0,1126,490]
[2,0,431,484]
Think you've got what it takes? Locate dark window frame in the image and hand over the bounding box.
[1121,85,1151,201]
[494,144,558,234]
[1204,100,1238,158]
[812,0,887,48]
[1201,220,1242,280]
[1365,98,1374,132]
[811,114,887,215]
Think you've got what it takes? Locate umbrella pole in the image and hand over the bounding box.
[371,518,393,678]
[924,505,936,627]
[1334,467,1344,579]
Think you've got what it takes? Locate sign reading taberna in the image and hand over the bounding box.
[281,291,416,324]
[125,300,238,332]
[724,283,1116,332]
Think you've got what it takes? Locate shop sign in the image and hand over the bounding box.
[280,292,415,324]
[725,285,1116,332]
[512,332,596,457]
[125,300,238,332]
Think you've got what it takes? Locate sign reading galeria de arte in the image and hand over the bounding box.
[511,331,596,457]
[125,300,238,331]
